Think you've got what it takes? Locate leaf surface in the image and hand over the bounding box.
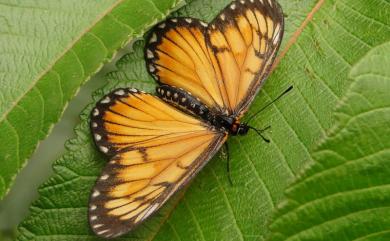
[16,0,390,240]
[268,41,390,241]
[0,0,182,198]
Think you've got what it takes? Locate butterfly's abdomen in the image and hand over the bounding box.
[156,85,245,135]
[157,85,210,120]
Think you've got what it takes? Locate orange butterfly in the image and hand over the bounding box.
[89,0,284,238]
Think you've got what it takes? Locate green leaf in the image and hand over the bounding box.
[267,41,390,241]
[16,0,390,240]
[0,0,183,198]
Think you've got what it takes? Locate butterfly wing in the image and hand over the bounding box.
[145,0,284,116]
[145,17,229,113]
[207,0,284,115]
[89,88,226,238]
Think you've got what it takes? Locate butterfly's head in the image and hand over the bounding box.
[236,123,249,135]
[229,121,249,136]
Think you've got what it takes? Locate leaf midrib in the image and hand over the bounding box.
[0,0,124,123]
[272,0,325,71]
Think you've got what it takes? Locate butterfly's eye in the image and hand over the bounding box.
[237,124,249,135]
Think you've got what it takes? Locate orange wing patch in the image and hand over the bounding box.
[145,0,284,116]
[89,88,226,238]
[146,19,229,113]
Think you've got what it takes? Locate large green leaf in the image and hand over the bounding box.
[16,0,390,240]
[0,0,182,199]
[267,41,390,241]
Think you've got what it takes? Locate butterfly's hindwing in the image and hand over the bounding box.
[89,88,226,238]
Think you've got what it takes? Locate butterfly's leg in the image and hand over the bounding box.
[248,125,271,143]
[259,126,271,135]
[259,126,271,143]
[224,142,233,186]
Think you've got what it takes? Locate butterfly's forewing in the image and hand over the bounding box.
[145,18,230,113]
[89,88,226,238]
[145,0,284,116]
[207,0,284,115]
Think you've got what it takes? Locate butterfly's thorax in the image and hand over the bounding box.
[157,85,249,135]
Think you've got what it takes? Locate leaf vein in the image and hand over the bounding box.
[234,138,277,207]
[284,206,390,241]
[323,10,371,48]
[295,43,339,99]
[262,90,312,172]
[311,21,352,66]
[210,168,244,241]
[289,148,390,197]
[4,119,20,168]
[279,183,390,229]
[167,220,182,241]
[87,32,109,54]
[339,1,390,27]
[0,0,124,124]
[352,229,390,241]
[183,197,206,241]
[107,13,135,32]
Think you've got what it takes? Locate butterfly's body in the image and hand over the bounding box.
[89,0,284,238]
[157,85,249,135]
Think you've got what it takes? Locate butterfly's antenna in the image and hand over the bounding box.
[246,86,293,123]
[248,126,271,143]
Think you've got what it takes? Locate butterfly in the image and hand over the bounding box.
[88,0,284,238]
